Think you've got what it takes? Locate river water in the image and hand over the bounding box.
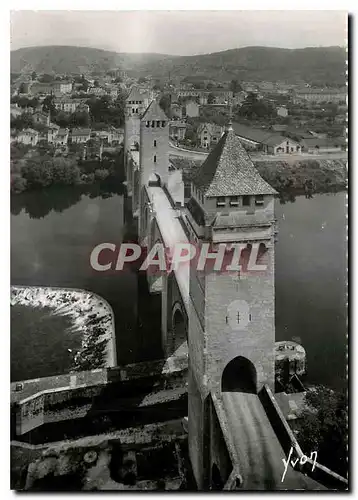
[10,188,347,390]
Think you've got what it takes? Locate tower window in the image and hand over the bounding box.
[216,197,226,207]
[146,121,150,128]
[237,312,240,324]
[255,195,264,206]
[156,120,160,127]
[152,121,155,127]
[132,108,135,113]
[243,195,250,206]
[154,155,157,163]
[162,121,166,127]
[229,196,239,206]
[153,140,157,147]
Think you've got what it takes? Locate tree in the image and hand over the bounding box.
[38,73,54,83]
[207,93,216,104]
[53,111,71,128]
[42,95,56,115]
[11,174,27,194]
[11,113,34,131]
[94,169,110,181]
[239,93,276,119]
[71,110,91,128]
[31,71,37,81]
[295,385,347,477]
[94,80,100,88]
[230,79,243,94]
[138,77,147,84]
[159,94,171,117]
[18,82,27,94]
[51,157,81,185]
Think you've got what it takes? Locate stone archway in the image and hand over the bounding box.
[172,302,187,354]
[211,463,224,491]
[221,356,257,393]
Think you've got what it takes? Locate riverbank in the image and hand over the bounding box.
[11,286,117,381]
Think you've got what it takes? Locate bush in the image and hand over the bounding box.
[11,174,27,194]
[94,168,110,181]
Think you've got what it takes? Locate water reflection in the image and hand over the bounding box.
[11,182,125,220]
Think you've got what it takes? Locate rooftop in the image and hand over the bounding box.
[71,128,91,136]
[192,129,277,197]
[142,100,168,122]
[127,85,148,102]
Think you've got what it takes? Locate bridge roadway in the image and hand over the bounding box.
[221,392,325,490]
[147,185,190,314]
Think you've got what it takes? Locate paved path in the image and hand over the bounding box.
[168,142,347,163]
[221,392,325,491]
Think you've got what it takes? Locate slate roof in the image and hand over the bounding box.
[57,128,69,137]
[71,128,91,136]
[232,122,274,143]
[141,100,168,121]
[197,123,224,137]
[192,129,277,197]
[261,134,300,147]
[127,86,148,102]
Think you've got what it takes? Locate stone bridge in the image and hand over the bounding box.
[121,88,346,491]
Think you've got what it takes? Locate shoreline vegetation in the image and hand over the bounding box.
[10,143,124,195]
[11,286,117,382]
[171,156,347,200]
[11,155,347,201]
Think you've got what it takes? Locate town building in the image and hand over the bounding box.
[54,128,69,146]
[54,98,89,113]
[70,128,91,144]
[197,123,225,149]
[171,103,183,119]
[232,122,301,155]
[10,104,24,118]
[261,135,302,155]
[46,123,60,143]
[32,111,50,127]
[185,101,200,118]
[29,82,53,96]
[301,137,346,153]
[96,127,124,146]
[169,121,187,141]
[293,88,346,104]
[276,106,288,118]
[53,81,73,94]
[16,128,39,146]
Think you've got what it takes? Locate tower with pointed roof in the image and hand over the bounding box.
[186,127,277,487]
[139,100,169,188]
[124,86,151,160]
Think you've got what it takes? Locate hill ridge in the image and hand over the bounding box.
[11,45,346,85]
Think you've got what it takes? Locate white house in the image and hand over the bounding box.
[277,106,288,118]
[16,128,39,146]
[71,128,91,144]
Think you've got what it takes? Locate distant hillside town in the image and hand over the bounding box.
[10,47,347,194]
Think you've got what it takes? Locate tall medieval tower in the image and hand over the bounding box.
[185,126,277,488]
[124,86,151,164]
[139,101,169,188]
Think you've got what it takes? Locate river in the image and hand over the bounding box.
[10,187,346,390]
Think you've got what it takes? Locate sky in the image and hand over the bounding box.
[10,10,347,56]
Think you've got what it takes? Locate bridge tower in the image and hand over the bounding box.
[139,100,169,188]
[186,125,277,488]
[123,86,150,186]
